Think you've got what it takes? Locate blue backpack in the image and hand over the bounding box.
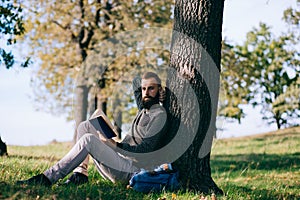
[129,165,180,193]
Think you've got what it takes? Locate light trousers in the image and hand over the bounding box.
[43,120,138,184]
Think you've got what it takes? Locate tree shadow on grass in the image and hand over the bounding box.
[0,179,149,200]
[211,152,299,199]
[211,152,300,172]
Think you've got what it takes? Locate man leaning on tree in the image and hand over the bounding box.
[17,71,168,186]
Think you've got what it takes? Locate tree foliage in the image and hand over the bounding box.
[0,0,30,69]
[219,40,249,123]
[220,2,300,129]
[221,22,300,129]
[22,0,174,123]
[244,23,299,128]
[283,0,300,39]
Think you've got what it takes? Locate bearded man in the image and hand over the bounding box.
[17,72,168,187]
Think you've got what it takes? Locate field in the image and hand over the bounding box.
[0,127,299,199]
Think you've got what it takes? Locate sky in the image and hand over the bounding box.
[0,0,298,146]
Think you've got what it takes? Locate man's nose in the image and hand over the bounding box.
[145,88,150,95]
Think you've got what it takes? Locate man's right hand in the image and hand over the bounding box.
[98,131,117,148]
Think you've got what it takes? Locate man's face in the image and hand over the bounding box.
[141,77,160,103]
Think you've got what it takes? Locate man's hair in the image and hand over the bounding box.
[142,72,162,86]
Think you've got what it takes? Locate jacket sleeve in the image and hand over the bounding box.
[117,109,167,153]
[132,76,143,111]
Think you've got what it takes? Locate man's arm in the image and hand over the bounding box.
[132,76,143,111]
[117,108,167,153]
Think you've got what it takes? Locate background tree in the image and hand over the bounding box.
[0,0,30,69]
[229,23,299,129]
[220,3,300,128]
[218,40,249,123]
[22,0,173,139]
[283,0,300,39]
[164,0,224,194]
[271,1,300,127]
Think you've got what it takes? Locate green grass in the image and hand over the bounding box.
[1,127,299,199]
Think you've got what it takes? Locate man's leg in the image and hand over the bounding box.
[44,134,137,184]
[92,156,137,184]
[72,120,98,177]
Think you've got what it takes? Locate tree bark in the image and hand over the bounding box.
[74,84,89,142]
[73,0,95,141]
[165,0,224,194]
[112,95,122,139]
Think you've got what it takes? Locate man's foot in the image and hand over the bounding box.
[16,174,52,187]
[64,172,88,185]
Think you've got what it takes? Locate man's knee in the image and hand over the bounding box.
[76,120,91,140]
[78,120,89,131]
[80,133,96,143]
[78,133,106,154]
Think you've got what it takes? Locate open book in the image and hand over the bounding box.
[89,109,117,139]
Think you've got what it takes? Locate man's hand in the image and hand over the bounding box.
[98,131,117,148]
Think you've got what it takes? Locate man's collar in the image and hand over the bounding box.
[144,103,161,113]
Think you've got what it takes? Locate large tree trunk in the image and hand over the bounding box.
[74,84,89,141]
[112,95,122,140]
[88,88,97,118]
[73,0,95,141]
[165,0,224,194]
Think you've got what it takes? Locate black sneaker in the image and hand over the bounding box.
[64,172,88,185]
[16,174,52,187]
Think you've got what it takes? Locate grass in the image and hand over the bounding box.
[0,127,299,199]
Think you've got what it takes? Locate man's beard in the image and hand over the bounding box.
[142,92,160,109]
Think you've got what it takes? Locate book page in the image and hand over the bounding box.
[89,109,117,138]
